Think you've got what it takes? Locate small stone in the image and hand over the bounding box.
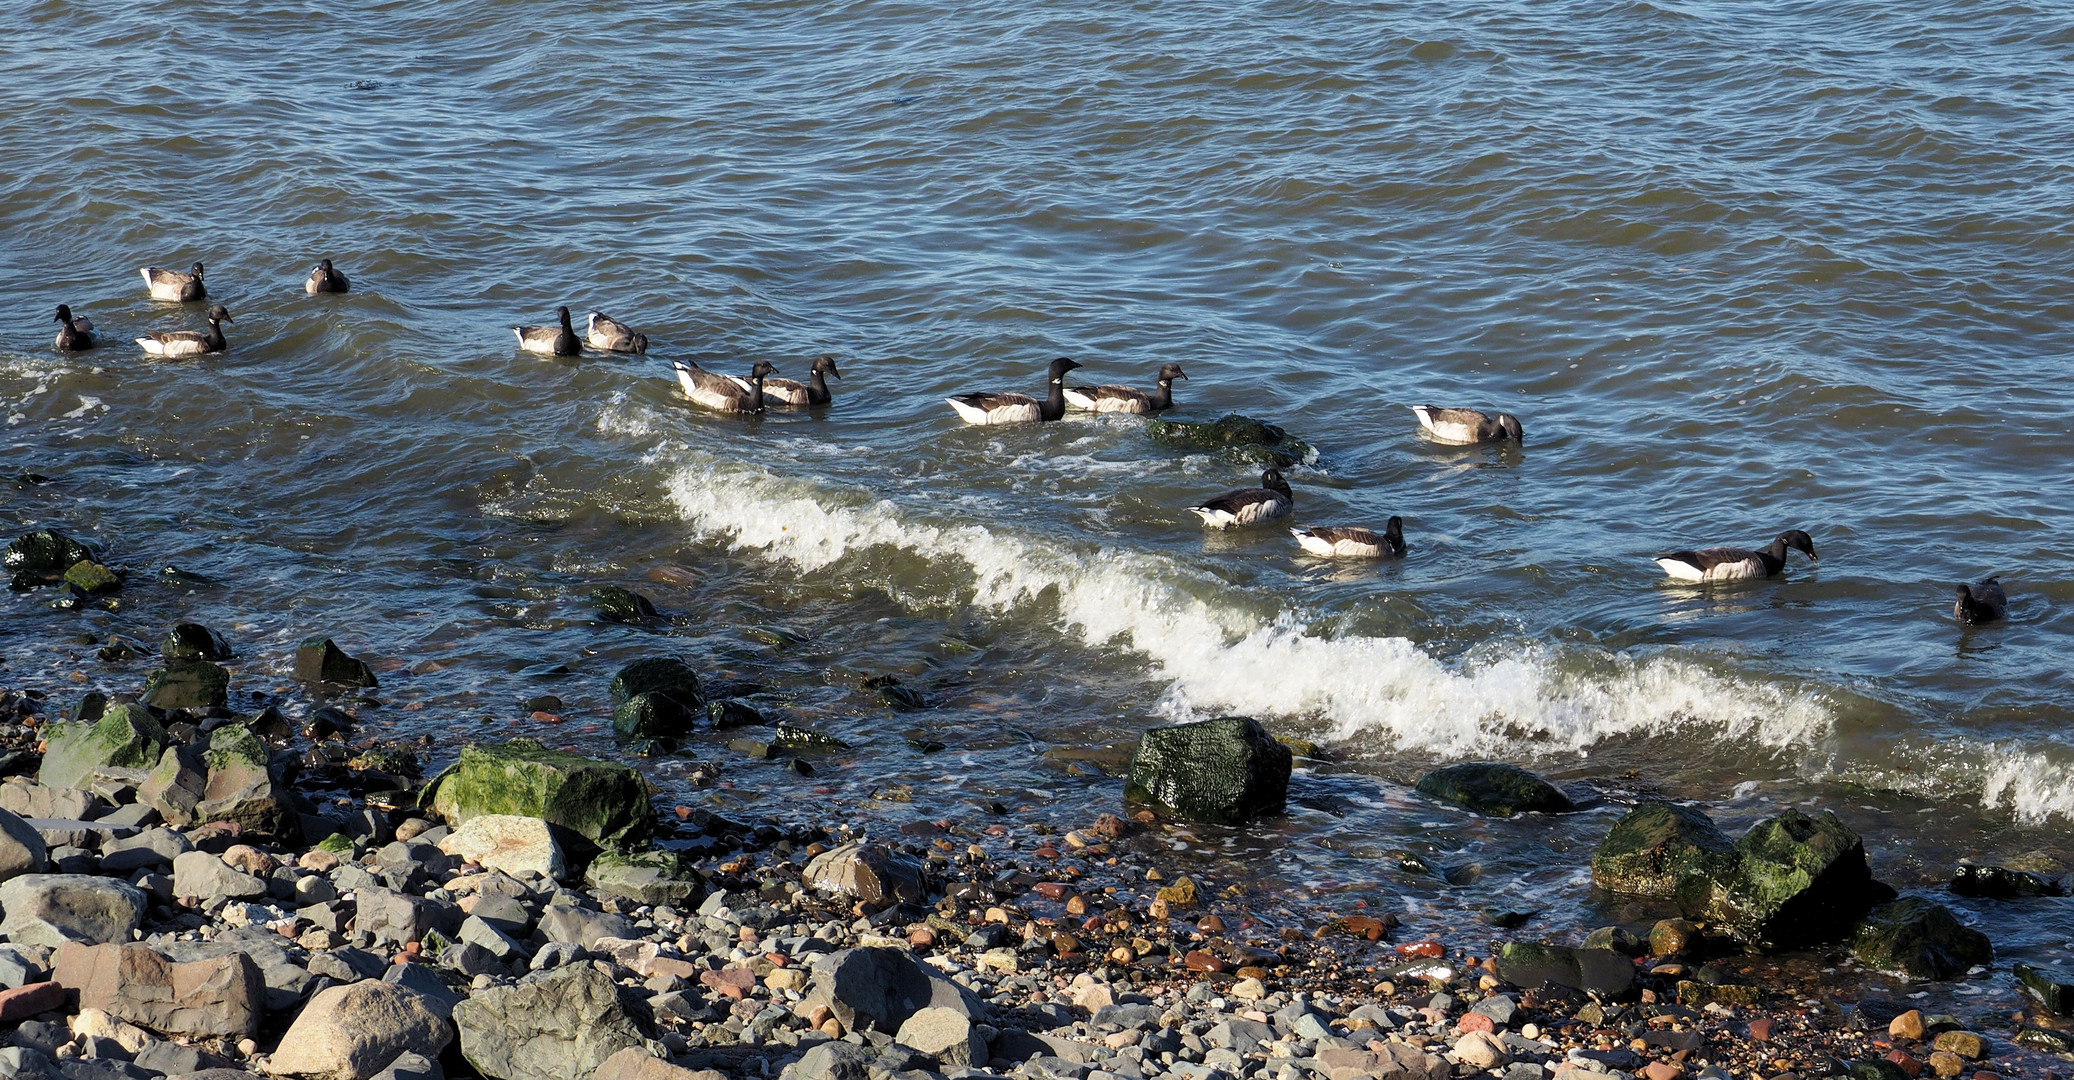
[1641,1064,1683,1080]
[1930,1031,1985,1060]
[1925,1051,1965,1079]
[1457,1013,1495,1034]
[1747,1018,1774,1042]
[1183,950,1223,973]
[1453,1031,1510,1070]
[1890,1010,1926,1042]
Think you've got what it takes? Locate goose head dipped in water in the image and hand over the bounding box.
[1653,529,1817,582]
[1411,405,1524,445]
[585,310,648,354]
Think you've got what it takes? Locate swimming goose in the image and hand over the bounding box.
[586,310,648,354]
[1411,405,1524,444]
[135,305,232,357]
[1189,468,1295,529]
[140,262,206,302]
[731,353,840,407]
[1292,517,1405,558]
[945,357,1081,425]
[675,359,778,413]
[513,306,581,356]
[52,305,94,351]
[1063,362,1187,414]
[1653,529,1817,582]
[305,258,349,294]
[1954,577,2007,624]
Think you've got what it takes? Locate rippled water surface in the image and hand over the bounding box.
[8,0,2074,1006]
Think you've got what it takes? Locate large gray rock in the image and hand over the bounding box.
[38,705,165,792]
[157,930,314,1015]
[101,828,193,873]
[52,941,265,1039]
[1124,716,1290,826]
[0,807,48,883]
[536,905,633,950]
[436,816,564,881]
[355,887,459,948]
[172,851,267,905]
[451,963,652,1080]
[807,946,982,1039]
[1675,808,1883,949]
[266,981,453,1080]
[800,842,923,907]
[140,746,208,828]
[0,875,145,947]
[1591,802,1736,899]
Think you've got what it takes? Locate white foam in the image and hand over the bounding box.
[1980,744,2074,824]
[657,447,1835,758]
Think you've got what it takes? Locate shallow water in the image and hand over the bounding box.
[7,0,2074,1008]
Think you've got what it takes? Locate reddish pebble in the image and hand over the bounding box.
[986,825,1009,836]
[909,928,936,949]
[1033,882,1069,900]
[1456,1013,1496,1035]
[403,941,421,955]
[764,952,788,966]
[1197,915,1225,933]
[1341,916,1386,941]
[1883,1051,1923,1078]
[1035,846,1060,859]
[1641,1064,1683,1080]
[530,711,561,722]
[1747,1018,1774,1042]
[1183,950,1225,973]
[674,806,693,820]
[1395,941,1443,958]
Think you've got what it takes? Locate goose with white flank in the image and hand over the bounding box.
[1292,517,1405,559]
[136,305,232,357]
[586,310,648,354]
[52,305,94,351]
[1411,405,1524,444]
[675,359,778,414]
[140,262,206,302]
[732,353,840,407]
[1954,577,2007,625]
[1652,529,1817,582]
[305,259,349,294]
[1063,362,1187,414]
[513,306,581,356]
[945,356,1081,425]
[1189,468,1295,529]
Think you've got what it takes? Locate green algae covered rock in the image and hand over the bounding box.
[1676,807,1881,949]
[1148,414,1319,469]
[1850,897,1993,980]
[1592,801,1737,898]
[591,586,659,622]
[195,723,298,842]
[1125,716,1290,826]
[62,560,120,594]
[1414,762,1574,818]
[583,849,709,907]
[6,529,99,590]
[428,740,651,849]
[39,703,167,790]
[143,660,230,711]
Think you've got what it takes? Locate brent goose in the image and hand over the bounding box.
[140,262,206,302]
[1064,362,1187,414]
[1412,405,1524,444]
[732,353,840,407]
[1653,529,1817,582]
[586,310,648,354]
[305,259,349,294]
[513,306,581,356]
[1954,577,2007,624]
[946,357,1081,425]
[676,359,778,413]
[52,305,94,351]
[1190,468,1295,529]
[1292,517,1405,558]
[136,305,232,357]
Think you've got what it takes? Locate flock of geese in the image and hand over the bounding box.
[41,259,2009,625]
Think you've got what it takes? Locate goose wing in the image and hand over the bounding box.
[1063,384,1151,412]
[1652,545,1762,580]
[726,373,809,406]
[675,362,754,411]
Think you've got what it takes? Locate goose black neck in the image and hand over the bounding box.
[1151,378,1174,410]
[1040,378,1067,421]
[809,368,829,397]
[204,319,226,351]
[1757,538,1789,574]
[749,375,766,411]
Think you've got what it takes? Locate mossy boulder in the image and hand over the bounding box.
[163,623,233,661]
[1492,942,1636,999]
[608,658,700,704]
[5,529,98,590]
[1849,897,1992,980]
[1125,716,1290,826]
[39,703,166,790]
[591,586,659,622]
[428,740,651,850]
[62,560,120,595]
[1592,801,1737,898]
[1676,808,1882,949]
[195,724,298,842]
[1414,762,1574,818]
[1148,414,1319,469]
[611,692,699,739]
[143,661,230,711]
[584,849,709,907]
[294,637,378,687]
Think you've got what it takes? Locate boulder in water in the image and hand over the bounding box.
[591,586,660,622]
[61,560,120,595]
[295,637,380,687]
[4,529,98,590]
[1414,762,1574,818]
[1592,801,1736,898]
[162,623,234,662]
[1124,716,1290,826]
[1147,413,1319,469]
[611,692,698,739]
[1950,862,2064,898]
[427,740,651,849]
[143,660,230,711]
[1849,897,1993,980]
[608,658,700,704]
[1675,807,1885,949]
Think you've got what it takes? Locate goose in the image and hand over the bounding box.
[52,305,94,351]
[586,310,648,354]
[513,306,580,356]
[1652,529,1817,582]
[1954,577,2006,625]
[304,258,349,294]
[1189,468,1295,529]
[731,353,840,407]
[135,305,232,357]
[140,262,206,302]
[1292,517,1405,558]
[945,357,1081,425]
[675,359,778,413]
[1063,362,1187,414]
[1411,405,1524,444]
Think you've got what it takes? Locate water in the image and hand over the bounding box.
[7,0,2074,1002]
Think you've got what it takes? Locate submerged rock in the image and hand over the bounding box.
[5,529,98,590]
[143,660,230,711]
[1849,897,1993,980]
[1592,801,1736,898]
[611,692,698,740]
[1124,716,1291,826]
[1951,863,2064,899]
[427,740,651,849]
[1676,808,1884,949]
[801,841,924,906]
[452,963,652,1080]
[1148,413,1319,469]
[295,637,380,687]
[38,703,166,790]
[608,658,701,705]
[1414,762,1573,818]
[2015,963,2074,1014]
[591,586,660,622]
[62,560,120,594]
[162,623,234,662]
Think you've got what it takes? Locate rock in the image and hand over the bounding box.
[100,827,192,873]
[536,906,634,950]
[0,981,64,1023]
[38,704,166,791]
[1675,808,1883,949]
[451,963,652,1080]
[52,941,265,1038]
[1146,414,1318,469]
[6,530,99,587]
[295,638,379,688]
[2015,963,2074,1014]
[142,662,230,712]
[1592,802,1736,898]
[1124,716,1291,826]
[609,694,699,740]
[590,588,659,623]
[606,659,700,706]
[370,1052,442,1080]
[162,624,233,662]
[426,741,651,850]
[1493,943,1636,999]
[800,842,924,907]
[591,1049,721,1080]
[1930,1031,1985,1060]
[1454,1031,1511,1070]
[437,815,565,881]
[705,700,762,729]
[172,851,267,904]
[383,964,466,1020]
[895,1005,985,1065]
[1649,918,1701,958]
[195,726,297,842]
[63,561,120,595]
[0,807,48,883]
[0,875,144,947]
[1580,926,1646,956]
[807,946,981,1039]
[140,746,208,827]
[1850,898,1993,981]
[266,981,453,1080]
[1949,863,2063,899]
[355,886,460,947]
[581,850,707,908]
[1413,762,1573,817]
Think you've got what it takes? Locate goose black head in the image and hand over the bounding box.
[812,353,842,378]
[1496,413,1525,442]
[1158,362,1187,382]
[1047,356,1081,382]
[750,360,780,380]
[1385,515,1406,554]
[555,305,573,326]
[1260,468,1291,495]
[54,305,73,324]
[318,258,335,273]
[206,304,232,323]
[1778,529,1817,562]
[189,262,205,280]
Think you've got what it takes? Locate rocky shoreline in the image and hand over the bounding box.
[4,528,2074,1080]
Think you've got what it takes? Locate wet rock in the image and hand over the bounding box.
[773,722,850,751]
[295,638,379,688]
[142,662,229,711]
[1124,716,1290,826]
[582,850,708,908]
[2015,962,2074,1014]
[1850,898,1993,980]
[1580,926,1646,956]
[6,530,98,590]
[805,945,982,1039]
[1949,863,2063,899]
[38,704,166,791]
[162,624,233,662]
[1493,943,1636,1000]
[426,740,651,850]
[801,841,924,906]
[1147,414,1318,469]
[1676,808,1883,949]
[591,587,660,623]
[1592,802,1736,898]
[267,981,454,1080]
[0,807,48,883]
[51,941,265,1039]
[172,850,267,904]
[704,700,762,729]
[63,561,121,595]
[452,963,652,1080]
[1414,762,1573,817]
[0,874,144,947]
[194,725,297,842]
[607,659,700,706]
[610,693,698,740]
[436,815,565,881]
